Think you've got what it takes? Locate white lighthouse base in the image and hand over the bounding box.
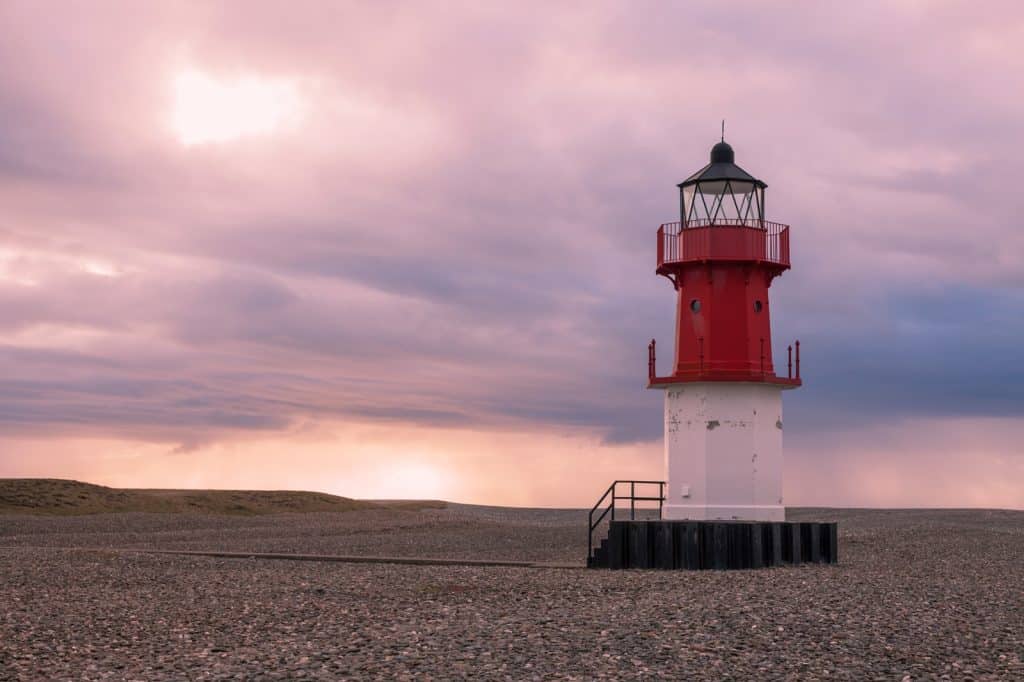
[658,382,785,522]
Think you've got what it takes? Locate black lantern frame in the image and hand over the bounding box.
[677,142,767,228]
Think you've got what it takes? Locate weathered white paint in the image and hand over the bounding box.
[658,382,785,521]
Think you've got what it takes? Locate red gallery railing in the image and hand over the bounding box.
[648,337,801,383]
[657,219,790,269]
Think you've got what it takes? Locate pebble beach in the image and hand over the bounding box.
[1,506,1022,680]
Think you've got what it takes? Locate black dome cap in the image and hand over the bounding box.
[710,141,734,164]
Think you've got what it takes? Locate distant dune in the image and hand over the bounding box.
[0,479,446,516]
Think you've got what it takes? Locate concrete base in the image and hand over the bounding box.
[659,382,786,522]
[589,520,838,570]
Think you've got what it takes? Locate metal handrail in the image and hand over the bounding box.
[665,218,790,231]
[587,480,666,563]
[657,220,791,268]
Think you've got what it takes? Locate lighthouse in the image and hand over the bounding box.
[585,137,835,569]
[647,138,800,522]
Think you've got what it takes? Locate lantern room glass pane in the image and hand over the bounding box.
[728,180,755,195]
[697,180,728,195]
[682,185,695,223]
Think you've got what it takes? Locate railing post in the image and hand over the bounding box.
[610,482,615,522]
[587,508,592,562]
[795,340,801,380]
[657,226,664,267]
[648,339,656,382]
[630,481,635,520]
[659,482,664,520]
[788,345,793,379]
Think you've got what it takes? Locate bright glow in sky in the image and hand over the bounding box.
[171,69,302,145]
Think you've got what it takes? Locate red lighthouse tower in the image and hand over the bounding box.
[648,138,801,522]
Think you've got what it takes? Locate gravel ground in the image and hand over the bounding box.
[0,504,588,563]
[1,506,1022,680]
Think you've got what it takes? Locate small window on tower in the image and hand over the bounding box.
[754,300,763,313]
[690,299,701,313]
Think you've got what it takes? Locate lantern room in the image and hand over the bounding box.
[678,141,766,227]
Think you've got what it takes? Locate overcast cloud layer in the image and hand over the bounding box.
[1,1,1022,507]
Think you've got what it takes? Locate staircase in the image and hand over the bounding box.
[589,535,613,568]
[587,480,665,568]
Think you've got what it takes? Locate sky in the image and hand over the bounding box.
[1,1,1022,508]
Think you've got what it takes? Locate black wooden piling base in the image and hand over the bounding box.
[588,520,838,570]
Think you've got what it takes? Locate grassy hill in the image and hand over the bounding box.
[0,479,445,516]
